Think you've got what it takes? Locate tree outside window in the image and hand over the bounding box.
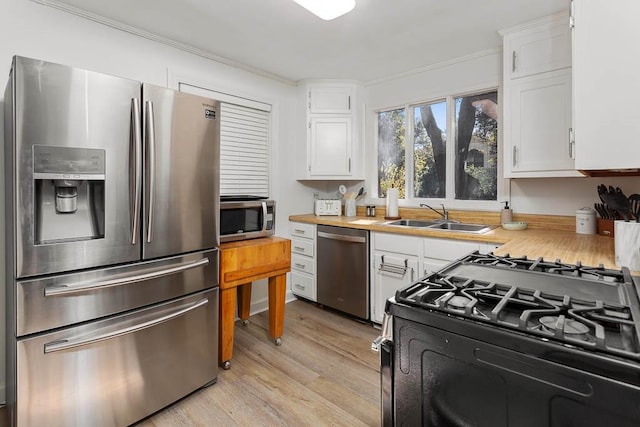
[413,101,447,198]
[378,108,405,198]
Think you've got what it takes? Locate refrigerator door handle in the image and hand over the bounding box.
[145,100,156,243]
[131,98,143,245]
[43,297,209,353]
[44,257,210,296]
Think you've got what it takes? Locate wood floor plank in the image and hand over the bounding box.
[137,299,381,426]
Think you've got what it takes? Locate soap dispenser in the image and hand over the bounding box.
[501,201,513,224]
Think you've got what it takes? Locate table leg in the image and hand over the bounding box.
[219,286,236,369]
[237,282,252,324]
[268,274,286,345]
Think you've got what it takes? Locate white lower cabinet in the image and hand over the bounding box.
[370,233,420,323]
[370,232,501,323]
[371,252,419,324]
[289,221,317,301]
[422,237,489,276]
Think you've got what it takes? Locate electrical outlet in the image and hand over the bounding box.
[313,192,319,199]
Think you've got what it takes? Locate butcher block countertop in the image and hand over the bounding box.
[289,210,626,272]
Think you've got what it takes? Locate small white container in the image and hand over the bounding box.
[575,207,596,234]
[345,198,356,217]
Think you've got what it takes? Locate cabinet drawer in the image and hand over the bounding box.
[289,222,316,240]
[292,254,315,274]
[423,238,479,261]
[373,232,420,256]
[291,271,315,301]
[291,238,314,257]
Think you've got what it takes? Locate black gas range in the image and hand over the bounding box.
[373,252,640,427]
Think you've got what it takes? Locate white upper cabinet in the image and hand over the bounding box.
[572,0,640,172]
[296,82,363,180]
[501,12,582,178]
[508,70,574,174]
[309,86,352,114]
[507,18,571,79]
[309,116,352,176]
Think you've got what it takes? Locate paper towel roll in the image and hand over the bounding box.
[386,188,399,218]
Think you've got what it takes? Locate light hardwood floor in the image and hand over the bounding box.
[137,299,382,426]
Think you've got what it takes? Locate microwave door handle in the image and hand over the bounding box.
[261,201,267,232]
[130,98,142,245]
[145,100,156,243]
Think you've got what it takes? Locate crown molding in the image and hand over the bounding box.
[364,47,503,87]
[30,0,297,86]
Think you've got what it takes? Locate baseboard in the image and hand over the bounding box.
[248,290,297,317]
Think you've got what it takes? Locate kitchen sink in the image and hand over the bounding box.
[385,219,440,227]
[384,219,494,234]
[427,222,493,233]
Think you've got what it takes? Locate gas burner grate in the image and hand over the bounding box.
[396,253,640,360]
[465,252,632,283]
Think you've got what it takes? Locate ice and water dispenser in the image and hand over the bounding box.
[33,145,106,243]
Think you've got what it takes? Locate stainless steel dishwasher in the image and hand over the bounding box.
[317,224,369,319]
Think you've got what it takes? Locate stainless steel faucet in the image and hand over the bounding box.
[420,203,449,220]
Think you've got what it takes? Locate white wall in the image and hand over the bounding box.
[363,50,640,216]
[0,0,316,404]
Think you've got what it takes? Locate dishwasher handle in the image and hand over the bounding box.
[317,231,367,243]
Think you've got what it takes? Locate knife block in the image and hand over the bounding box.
[597,218,615,237]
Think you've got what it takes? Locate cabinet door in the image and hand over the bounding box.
[573,0,640,170]
[371,253,418,323]
[508,18,571,79]
[506,70,579,176]
[309,86,352,114]
[309,117,352,176]
[291,271,315,301]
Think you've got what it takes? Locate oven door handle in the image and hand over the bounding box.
[43,297,209,353]
[372,312,394,427]
[44,257,210,296]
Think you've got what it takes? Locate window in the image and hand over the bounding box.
[377,108,405,198]
[454,92,498,200]
[413,100,447,199]
[377,89,498,203]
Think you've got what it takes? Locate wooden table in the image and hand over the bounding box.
[218,236,291,369]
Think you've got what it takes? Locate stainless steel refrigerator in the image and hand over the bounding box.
[3,56,220,426]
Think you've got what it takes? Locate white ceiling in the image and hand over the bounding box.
[46,0,570,84]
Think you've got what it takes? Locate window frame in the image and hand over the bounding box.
[373,86,506,211]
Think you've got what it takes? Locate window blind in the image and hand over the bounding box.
[220,103,270,197]
[178,83,271,197]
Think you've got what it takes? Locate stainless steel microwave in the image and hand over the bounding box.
[219,196,275,243]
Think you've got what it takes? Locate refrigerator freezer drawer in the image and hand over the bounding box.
[14,288,218,427]
[15,249,218,336]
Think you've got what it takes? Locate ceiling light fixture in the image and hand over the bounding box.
[293,0,356,21]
